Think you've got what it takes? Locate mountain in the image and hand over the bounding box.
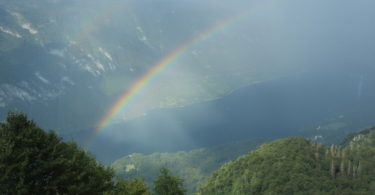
[296,107,375,145]
[94,67,375,163]
[112,138,267,194]
[1,0,375,163]
[198,127,375,195]
[0,0,305,134]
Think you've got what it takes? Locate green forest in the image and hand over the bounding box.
[0,112,184,194]
[1,0,375,194]
[112,138,267,194]
[2,112,375,194]
[198,128,375,195]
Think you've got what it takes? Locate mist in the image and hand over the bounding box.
[1,0,375,163]
[88,0,375,162]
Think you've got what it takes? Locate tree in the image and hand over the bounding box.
[0,112,114,194]
[153,168,186,195]
[111,177,150,195]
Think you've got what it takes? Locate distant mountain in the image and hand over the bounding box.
[296,108,375,145]
[0,0,305,136]
[341,126,375,148]
[1,0,375,164]
[95,67,375,163]
[112,138,267,194]
[198,126,375,195]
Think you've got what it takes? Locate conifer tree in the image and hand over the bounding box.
[111,177,150,195]
[153,168,186,195]
[0,112,114,194]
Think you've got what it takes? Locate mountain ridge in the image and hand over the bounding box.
[112,138,268,194]
[198,126,375,194]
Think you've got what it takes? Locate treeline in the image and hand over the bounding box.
[112,138,266,194]
[198,127,375,195]
[0,112,186,195]
[4,111,375,194]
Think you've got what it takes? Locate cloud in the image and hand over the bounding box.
[0,25,22,38]
[35,72,50,85]
[21,23,38,34]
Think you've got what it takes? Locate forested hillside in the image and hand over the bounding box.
[198,127,375,195]
[0,112,185,194]
[112,138,267,194]
[0,112,114,194]
[3,111,375,194]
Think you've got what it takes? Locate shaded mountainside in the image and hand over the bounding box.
[198,126,375,195]
[112,138,267,194]
[0,0,305,134]
[96,67,375,163]
[1,0,375,164]
[296,109,375,145]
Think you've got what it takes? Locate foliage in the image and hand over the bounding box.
[0,112,114,194]
[109,177,150,195]
[341,126,375,147]
[112,138,266,194]
[198,129,375,195]
[153,168,186,195]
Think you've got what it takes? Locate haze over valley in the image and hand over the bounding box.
[1,1,375,194]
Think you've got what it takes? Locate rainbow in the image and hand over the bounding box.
[88,0,276,146]
[96,15,241,130]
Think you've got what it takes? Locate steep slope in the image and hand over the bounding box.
[198,127,375,195]
[96,67,375,163]
[1,0,375,164]
[341,126,375,148]
[296,109,375,145]
[0,0,306,133]
[112,138,267,194]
